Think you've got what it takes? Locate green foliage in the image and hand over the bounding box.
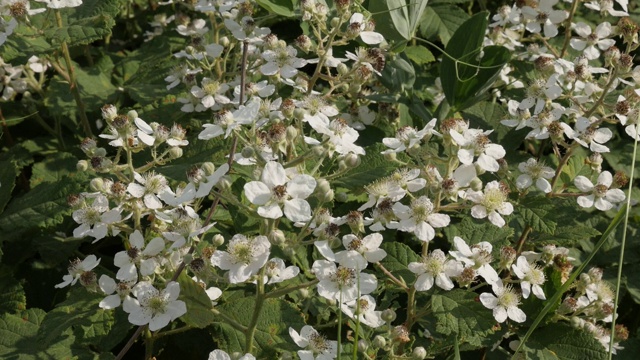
[439,11,510,112]
[444,217,514,247]
[333,143,401,190]
[521,323,609,360]
[177,273,217,329]
[430,289,496,347]
[0,268,26,314]
[517,196,558,235]
[379,241,421,285]
[404,45,436,65]
[419,2,470,45]
[255,0,296,17]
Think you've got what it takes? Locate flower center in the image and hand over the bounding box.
[147,296,168,315]
[203,80,221,95]
[411,197,434,222]
[333,266,356,287]
[481,188,507,212]
[308,332,330,353]
[272,185,288,201]
[498,286,520,308]
[127,247,140,260]
[347,238,363,251]
[527,266,546,285]
[227,241,255,264]
[594,184,608,197]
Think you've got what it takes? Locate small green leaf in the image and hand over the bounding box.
[404,45,436,65]
[379,242,421,284]
[518,196,558,234]
[177,273,217,329]
[534,225,601,245]
[44,15,115,47]
[431,289,496,347]
[0,308,46,358]
[0,267,26,314]
[255,0,295,17]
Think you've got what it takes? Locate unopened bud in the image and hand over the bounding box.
[613,171,629,188]
[77,160,89,172]
[391,325,410,343]
[330,17,340,28]
[344,153,361,168]
[298,288,310,299]
[269,229,286,246]
[337,63,349,75]
[315,178,334,202]
[373,335,386,348]
[126,110,139,121]
[219,36,230,47]
[293,108,306,121]
[383,152,397,162]
[499,246,517,270]
[411,347,427,360]
[470,177,483,191]
[381,309,396,323]
[212,234,225,246]
[169,147,183,159]
[312,146,325,157]
[241,146,255,159]
[89,178,105,192]
[202,162,216,176]
[357,340,368,353]
[286,125,298,141]
[335,191,348,202]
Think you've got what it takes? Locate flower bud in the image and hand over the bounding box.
[381,309,396,323]
[241,146,255,159]
[586,152,603,172]
[344,153,361,168]
[312,146,325,157]
[127,110,139,121]
[330,17,340,28]
[335,191,348,202]
[411,347,427,360]
[499,246,516,270]
[298,288,310,299]
[218,175,232,191]
[391,325,410,343]
[281,99,295,119]
[373,335,386,348]
[201,162,216,176]
[219,36,230,47]
[89,178,105,192]
[315,178,334,203]
[295,35,312,53]
[269,229,286,246]
[212,234,225,246]
[293,108,306,121]
[383,152,397,162]
[357,340,368,353]
[337,63,349,75]
[77,160,89,172]
[101,104,118,121]
[285,125,298,142]
[470,177,483,191]
[346,211,365,234]
[169,147,183,159]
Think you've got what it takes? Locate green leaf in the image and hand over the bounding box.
[419,3,469,45]
[0,173,89,242]
[379,54,416,93]
[333,143,402,190]
[0,159,19,215]
[444,217,514,248]
[518,196,558,234]
[379,242,421,285]
[212,297,306,356]
[534,225,601,245]
[177,273,217,328]
[384,0,430,40]
[0,24,53,63]
[404,45,436,65]
[255,0,295,17]
[462,101,523,154]
[0,308,46,359]
[624,263,640,304]
[559,153,592,187]
[158,137,225,181]
[0,268,26,314]
[431,289,496,347]
[44,15,115,47]
[29,152,79,188]
[523,323,608,360]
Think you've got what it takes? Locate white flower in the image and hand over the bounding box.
[210,234,271,284]
[260,46,307,79]
[72,194,122,241]
[501,99,532,130]
[449,236,500,285]
[390,168,426,193]
[176,18,208,36]
[199,97,261,140]
[127,172,169,210]
[574,171,625,211]
[449,128,506,173]
[244,161,317,222]
[562,117,613,153]
[223,16,270,42]
[348,13,384,44]
[35,0,83,8]
[511,256,546,300]
[524,102,565,140]
[305,118,365,156]
[584,0,628,17]
[98,274,136,310]
[409,249,463,291]
[113,230,165,280]
[339,233,387,265]
[466,181,513,228]
[290,325,338,360]
[208,349,255,360]
[312,260,377,302]
[382,119,439,154]
[479,281,526,323]
[521,0,568,38]
[55,255,100,288]
[570,22,614,60]
[516,158,555,193]
[190,78,230,112]
[264,258,300,284]
[390,196,450,242]
[340,295,384,328]
[123,281,187,331]
[358,178,405,211]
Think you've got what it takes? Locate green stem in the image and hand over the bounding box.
[609,130,639,358]
[264,279,319,299]
[560,0,581,58]
[245,268,266,354]
[54,9,93,138]
[144,327,154,360]
[211,308,248,332]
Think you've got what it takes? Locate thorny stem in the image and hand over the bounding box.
[54,10,93,138]
[114,40,251,360]
[560,0,581,58]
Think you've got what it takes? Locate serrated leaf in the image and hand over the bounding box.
[158,137,225,181]
[534,225,601,245]
[419,3,469,45]
[333,143,402,190]
[559,153,592,186]
[444,217,514,247]
[212,297,305,356]
[404,45,436,65]
[0,308,46,359]
[379,242,421,285]
[518,196,557,234]
[523,323,608,360]
[44,15,115,47]
[0,173,89,242]
[0,24,53,63]
[177,273,217,328]
[0,268,26,314]
[431,289,495,346]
